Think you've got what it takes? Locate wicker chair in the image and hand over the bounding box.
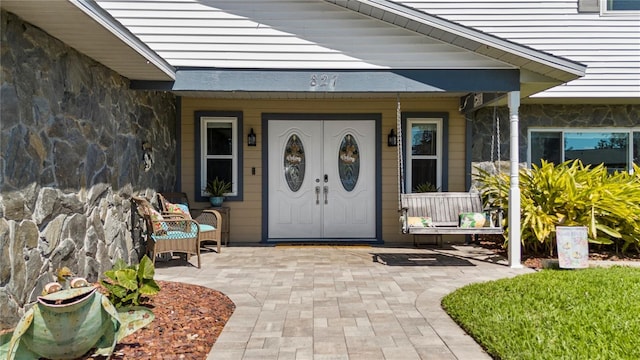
[158,192,223,253]
[132,196,201,268]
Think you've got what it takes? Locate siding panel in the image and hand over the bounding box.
[97,0,513,70]
[399,0,640,98]
[181,97,464,243]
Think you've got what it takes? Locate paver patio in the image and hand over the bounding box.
[154,244,533,359]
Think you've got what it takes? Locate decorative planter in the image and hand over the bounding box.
[3,284,154,359]
[209,196,224,207]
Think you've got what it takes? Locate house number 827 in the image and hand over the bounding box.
[310,74,338,90]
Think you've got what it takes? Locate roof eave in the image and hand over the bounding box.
[70,0,175,81]
[326,0,587,82]
[1,0,175,81]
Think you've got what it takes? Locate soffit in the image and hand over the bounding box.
[1,0,174,81]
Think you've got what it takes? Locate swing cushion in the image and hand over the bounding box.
[406,216,435,228]
[459,212,487,228]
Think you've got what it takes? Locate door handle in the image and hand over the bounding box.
[315,186,320,205]
[323,185,328,204]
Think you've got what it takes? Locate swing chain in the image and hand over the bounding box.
[396,95,404,210]
[491,105,501,171]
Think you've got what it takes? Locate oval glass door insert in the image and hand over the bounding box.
[284,134,305,192]
[338,134,360,192]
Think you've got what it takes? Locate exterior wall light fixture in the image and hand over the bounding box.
[248,128,257,146]
[387,129,397,147]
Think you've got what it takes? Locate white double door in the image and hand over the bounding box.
[268,120,376,239]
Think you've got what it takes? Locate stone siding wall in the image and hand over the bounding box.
[0,11,176,330]
[471,104,640,162]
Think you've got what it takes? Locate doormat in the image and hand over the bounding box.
[275,243,372,248]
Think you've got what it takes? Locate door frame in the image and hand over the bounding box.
[261,113,383,243]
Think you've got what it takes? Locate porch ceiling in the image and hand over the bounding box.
[1,0,175,81]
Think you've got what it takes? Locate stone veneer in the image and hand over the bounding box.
[0,11,177,330]
[471,104,640,163]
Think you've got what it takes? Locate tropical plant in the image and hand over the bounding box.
[101,255,161,309]
[474,160,640,256]
[413,182,440,193]
[204,177,232,197]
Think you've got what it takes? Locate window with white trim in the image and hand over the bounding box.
[196,112,243,201]
[601,0,640,14]
[406,117,444,192]
[528,128,640,173]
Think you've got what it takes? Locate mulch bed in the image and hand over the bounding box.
[72,280,235,360]
[476,235,640,269]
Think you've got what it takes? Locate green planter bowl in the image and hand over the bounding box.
[209,196,224,207]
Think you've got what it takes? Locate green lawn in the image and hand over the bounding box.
[442,267,640,360]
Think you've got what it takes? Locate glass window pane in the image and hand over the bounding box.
[608,0,640,10]
[411,123,437,156]
[634,132,640,167]
[206,159,232,185]
[411,159,437,192]
[531,132,562,167]
[284,134,305,192]
[207,122,232,155]
[338,134,360,192]
[565,132,628,172]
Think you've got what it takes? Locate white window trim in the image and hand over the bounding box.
[600,0,640,16]
[406,117,443,192]
[200,116,239,197]
[527,127,640,173]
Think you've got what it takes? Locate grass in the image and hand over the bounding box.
[442,267,640,360]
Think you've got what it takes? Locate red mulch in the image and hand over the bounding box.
[73,280,235,360]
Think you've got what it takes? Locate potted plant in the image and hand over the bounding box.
[204,177,232,207]
[413,182,440,193]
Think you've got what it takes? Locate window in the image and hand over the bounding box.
[601,0,640,14]
[404,115,447,192]
[528,129,640,173]
[605,0,640,10]
[634,132,640,167]
[196,112,243,202]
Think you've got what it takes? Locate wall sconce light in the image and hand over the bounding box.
[387,129,397,147]
[247,128,257,146]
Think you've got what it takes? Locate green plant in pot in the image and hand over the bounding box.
[413,182,440,193]
[205,177,232,207]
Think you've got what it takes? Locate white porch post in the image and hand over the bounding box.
[507,91,523,268]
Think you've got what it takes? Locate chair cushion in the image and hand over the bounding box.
[132,196,169,234]
[198,224,216,232]
[163,200,192,219]
[148,208,168,235]
[151,228,198,241]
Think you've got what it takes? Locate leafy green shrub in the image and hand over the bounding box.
[475,160,640,255]
[101,255,161,308]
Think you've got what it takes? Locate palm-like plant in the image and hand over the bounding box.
[475,160,640,256]
[204,177,232,197]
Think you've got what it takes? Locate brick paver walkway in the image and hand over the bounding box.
[155,245,533,359]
